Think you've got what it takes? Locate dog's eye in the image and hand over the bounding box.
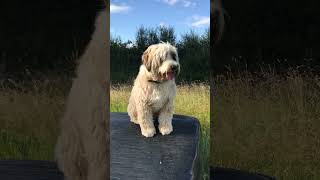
[171,52,176,61]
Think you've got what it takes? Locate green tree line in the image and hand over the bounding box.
[111,26,210,83]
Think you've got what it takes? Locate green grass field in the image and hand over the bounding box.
[212,71,320,180]
[110,83,210,180]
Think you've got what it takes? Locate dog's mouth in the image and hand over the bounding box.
[158,66,179,82]
[165,70,175,80]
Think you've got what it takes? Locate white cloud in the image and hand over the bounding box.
[110,4,130,13]
[161,0,179,5]
[159,0,196,7]
[190,16,210,27]
[183,0,196,7]
[159,22,168,27]
[183,1,191,7]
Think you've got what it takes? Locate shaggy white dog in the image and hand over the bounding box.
[128,42,180,137]
[54,9,109,180]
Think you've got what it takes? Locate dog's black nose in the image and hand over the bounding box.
[172,65,178,72]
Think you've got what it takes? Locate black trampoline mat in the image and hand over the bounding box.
[110,112,200,180]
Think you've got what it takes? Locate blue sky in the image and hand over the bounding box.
[110,0,210,42]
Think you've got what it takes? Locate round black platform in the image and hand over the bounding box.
[110,112,200,180]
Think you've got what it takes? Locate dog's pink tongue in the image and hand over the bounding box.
[167,72,174,80]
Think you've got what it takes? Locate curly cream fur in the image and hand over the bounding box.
[54,9,109,180]
[128,42,180,137]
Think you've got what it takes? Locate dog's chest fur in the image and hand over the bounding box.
[132,77,176,113]
[148,82,175,112]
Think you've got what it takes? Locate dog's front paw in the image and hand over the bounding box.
[141,127,156,137]
[130,118,139,124]
[159,124,173,135]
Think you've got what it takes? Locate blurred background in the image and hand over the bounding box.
[211,0,320,179]
[0,0,104,160]
[213,0,320,75]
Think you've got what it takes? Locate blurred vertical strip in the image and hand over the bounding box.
[210,0,225,177]
[104,0,110,178]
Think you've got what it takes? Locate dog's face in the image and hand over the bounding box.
[142,42,180,81]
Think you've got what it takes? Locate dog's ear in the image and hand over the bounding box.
[212,0,225,46]
[142,48,152,71]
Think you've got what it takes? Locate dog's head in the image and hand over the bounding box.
[142,42,180,82]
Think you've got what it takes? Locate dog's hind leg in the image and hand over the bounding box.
[127,99,139,124]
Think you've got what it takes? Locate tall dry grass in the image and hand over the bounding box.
[0,80,67,160]
[212,70,320,179]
